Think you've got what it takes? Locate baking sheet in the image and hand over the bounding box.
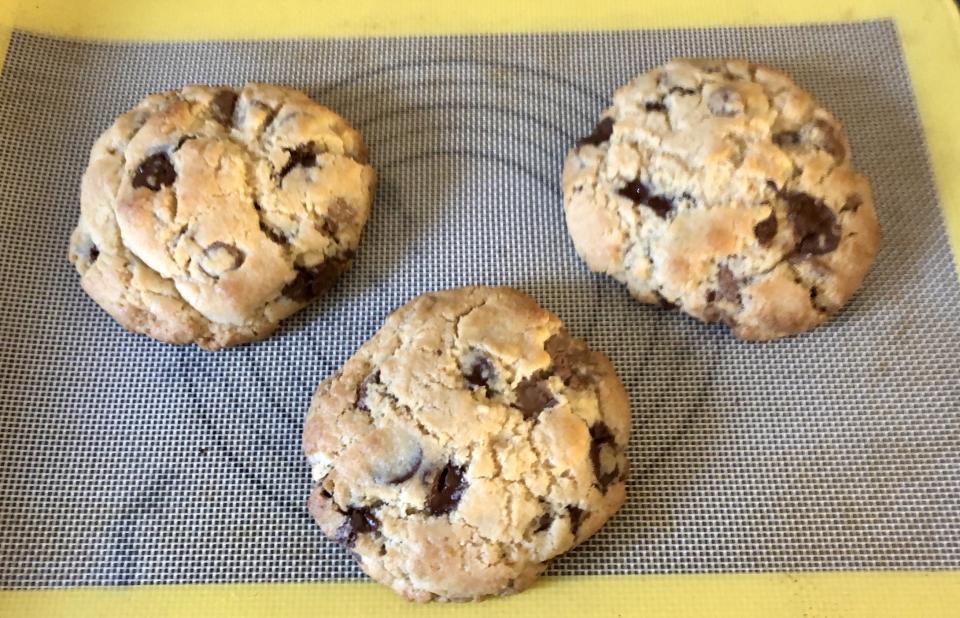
[0,20,958,587]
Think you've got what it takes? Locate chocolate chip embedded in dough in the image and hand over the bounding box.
[335,507,380,547]
[576,117,614,148]
[426,463,468,516]
[132,152,176,191]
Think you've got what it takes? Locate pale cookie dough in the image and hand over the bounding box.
[303,286,631,602]
[563,59,880,340]
[69,83,376,349]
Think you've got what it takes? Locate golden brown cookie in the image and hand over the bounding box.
[303,287,631,601]
[69,83,376,349]
[562,59,880,340]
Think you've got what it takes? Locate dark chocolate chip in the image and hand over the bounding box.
[754,211,778,245]
[88,245,100,263]
[427,463,468,516]
[132,152,176,191]
[567,505,586,536]
[355,371,380,412]
[772,131,800,147]
[544,332,591,389]
[464,354,496,390]
[706,290,717,303]
[335,507,380,548]
[707,87,744,117]
[534,512,554,533]
[576,117,614,148]
[617,180,649,203]
[204,241,245,271]
[382,446,423,485]
[589,422,619,494]
[645,100,667,112]
[282,254,352,301]
[784,192,841,256]
[645,195,673,218]
[765,179,779,192]
[715,265,741,304]
[277,142,318,180]
[512,376,557,420]
[210,90,238,126]
[841,194,863,214]
[320,488,333,499]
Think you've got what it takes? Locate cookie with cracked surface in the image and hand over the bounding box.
[68,83,375,349]
[303,286,630,602]
[563,59,880,340]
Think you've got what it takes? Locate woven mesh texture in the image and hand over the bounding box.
[0,21,958,587]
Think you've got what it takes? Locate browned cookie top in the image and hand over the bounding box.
[563,59,880,340]
[69,83,376,349]
[303,286,631,602]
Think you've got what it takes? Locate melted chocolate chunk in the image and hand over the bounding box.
[784,192,841,256]
[617,180,649,203]
[589,422,619,494]
[544,332,591,389]
[427,463,468,516]
[132,152,176,191]
[576,117,614,148]
[204,241,245,271]
[707,87,744,117]
[567,505,586,536]
[754,211,778,245]
[512,376,557,420]
[534,512,554,533]
[646,195,673,218]
[355,371,380,412]
[210,90,238,126]
[716,265,741,304]
[319,198,356,239]
[645,100,667,112]
[277,142,318,180]
[335,507,380,548]
[772,131,800,147]
[382,446,423,485]
[282,254,351,301]
[464,354,496,390]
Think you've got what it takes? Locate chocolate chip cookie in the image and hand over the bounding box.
[68,83,375,349]
[303,287,630,601]
[563,59,881,340]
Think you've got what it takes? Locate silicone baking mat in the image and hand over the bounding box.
[0,15,958,597]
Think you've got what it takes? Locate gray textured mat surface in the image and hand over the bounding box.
[0,21,958,587]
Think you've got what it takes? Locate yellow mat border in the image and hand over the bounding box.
[1,1,959,616]
[3,573,960,618]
